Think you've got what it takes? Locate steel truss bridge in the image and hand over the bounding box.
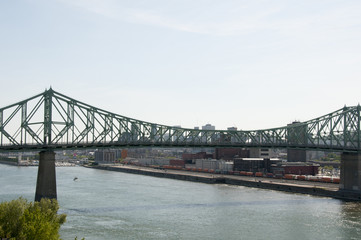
[0,88,360,152]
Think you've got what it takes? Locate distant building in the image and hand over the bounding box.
[202,124,215,130]
[274,162,319,176]
[195,159,234,172]
[201,124,216,143]
[249,148,277,158]
[233,158,279,173]
[226,127,238,142]
[119,132,131,142]
[115,149,128,159]
[233,158,318,176]
[214,148,249,160]
[182,152,213,161]
[172,125,183,141]
[94,150,116,162]
[131,123,139,141]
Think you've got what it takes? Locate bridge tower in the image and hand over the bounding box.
[340,153,361,193]
[287,121,307,162]
[35,151,57,201]
[35,89,57,201]
[339,105,361,194]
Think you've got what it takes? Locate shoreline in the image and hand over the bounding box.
[88,164,361,202]
[0,161,77,167]
[0,160,18,166]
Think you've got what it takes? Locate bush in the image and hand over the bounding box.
[0,197,66,240]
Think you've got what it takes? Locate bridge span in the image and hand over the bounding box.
[1,88,360,200]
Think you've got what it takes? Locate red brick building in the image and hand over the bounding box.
[214,148,249,160]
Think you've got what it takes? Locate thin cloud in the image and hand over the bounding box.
[56,0,281,35]
[57,0,361,37]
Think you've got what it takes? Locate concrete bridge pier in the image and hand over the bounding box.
[340,152,361,192]
[35,151,57,201]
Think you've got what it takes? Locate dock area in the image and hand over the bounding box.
[88,164,361,201]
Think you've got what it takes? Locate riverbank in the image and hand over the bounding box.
[0,161,77,167]
[0,160,18,166]
[88,164,361,202]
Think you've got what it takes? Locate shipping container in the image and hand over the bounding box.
[266,173,274,178]
[255,172,263,177]
[169,159,185,167]
[297,175,306,180]
[321,177,332,183]
[332,177,340,184]
[284,174,294,180]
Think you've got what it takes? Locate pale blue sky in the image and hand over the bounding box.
[1,0,361,130]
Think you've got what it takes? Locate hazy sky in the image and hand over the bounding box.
[1,0,361,130]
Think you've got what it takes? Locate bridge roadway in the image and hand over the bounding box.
[87,164,361,201]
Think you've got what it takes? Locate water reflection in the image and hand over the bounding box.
[339,202,361,240]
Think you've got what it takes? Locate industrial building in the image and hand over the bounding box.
[182,152,213,161]
[214,148,249,160]
[94,150,116,162]
[274,162,319,176]
[194,159,233,172]
[233,157,319,176]
[94,149,128,162]
[233,158,281,173]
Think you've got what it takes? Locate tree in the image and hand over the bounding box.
[0,197,27,238]
[0,197,66,240]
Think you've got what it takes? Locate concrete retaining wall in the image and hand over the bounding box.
[90,165,361,201]
[0,160,18,166]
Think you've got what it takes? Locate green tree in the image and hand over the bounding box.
[0,197,66,240]
[0,197,27,238]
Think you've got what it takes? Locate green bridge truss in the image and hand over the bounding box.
[0,88,360,152]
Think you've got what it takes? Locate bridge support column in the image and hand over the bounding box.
[35,151,57,201]
[340,152,361,192]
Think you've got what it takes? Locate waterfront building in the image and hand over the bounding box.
[94,150,116,162]
[249,148,277,158]
[214,148,249,160]
[233,158,277,173]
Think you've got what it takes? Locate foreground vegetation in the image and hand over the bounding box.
[0,198,66,240]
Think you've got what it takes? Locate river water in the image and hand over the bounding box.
[1,164,361,240]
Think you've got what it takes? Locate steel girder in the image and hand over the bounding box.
[0,89,360,152]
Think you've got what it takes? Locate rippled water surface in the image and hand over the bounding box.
[1,164,361,240]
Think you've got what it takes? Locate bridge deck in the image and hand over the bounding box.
[1,88,360,152]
